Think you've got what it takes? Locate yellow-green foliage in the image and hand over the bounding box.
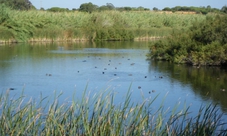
[0,6,207,42]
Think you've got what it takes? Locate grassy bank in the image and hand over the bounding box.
[0,5,207,43]
[0,88,226,135]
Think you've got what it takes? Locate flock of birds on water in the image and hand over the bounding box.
[42,55,163,94]
[43,54,227,93]
[7,52,226,93]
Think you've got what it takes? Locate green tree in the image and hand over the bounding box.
[221,5,227,14]
[79,2,98,13]
[98,3,115,11]
[162,7,171,11]
[106,3,115,10]
[98,5,109,11]
[0,0,35,10]
[207,5,211,12]
[153,7,159,11]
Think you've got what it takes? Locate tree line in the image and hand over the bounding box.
[45,3,150,13]
[0,0,149,12]
[162,5,227,14]
[1,0,226,14]
[45,3,227,14]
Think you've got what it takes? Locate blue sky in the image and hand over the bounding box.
[30,0,226,10]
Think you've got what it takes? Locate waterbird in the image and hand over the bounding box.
[138,86,141,89]
[130,63,135,65]
[144,76,147,78]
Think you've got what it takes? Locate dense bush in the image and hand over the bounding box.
[148,15,227,66]
[0,0,34,10]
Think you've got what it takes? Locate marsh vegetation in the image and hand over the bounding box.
[1,89,227,135]
[0,4,207,43]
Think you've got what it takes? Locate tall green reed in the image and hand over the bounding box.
[0,87,226,135]
[0,8,207,43]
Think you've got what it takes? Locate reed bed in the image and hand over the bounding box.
[0,87,226,136]
[0,5,208,43]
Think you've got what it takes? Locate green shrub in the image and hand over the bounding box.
[148,15,227,66]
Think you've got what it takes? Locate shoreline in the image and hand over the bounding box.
[0,36,163,45]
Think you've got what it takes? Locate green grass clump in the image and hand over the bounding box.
[0,87,226,135]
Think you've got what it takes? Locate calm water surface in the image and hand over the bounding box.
[0,41,227,118]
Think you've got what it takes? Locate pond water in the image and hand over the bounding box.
[0,41,227,119]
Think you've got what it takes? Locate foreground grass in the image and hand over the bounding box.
[0,88,227,136]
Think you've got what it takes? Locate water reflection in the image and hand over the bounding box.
[149,61,227,112]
